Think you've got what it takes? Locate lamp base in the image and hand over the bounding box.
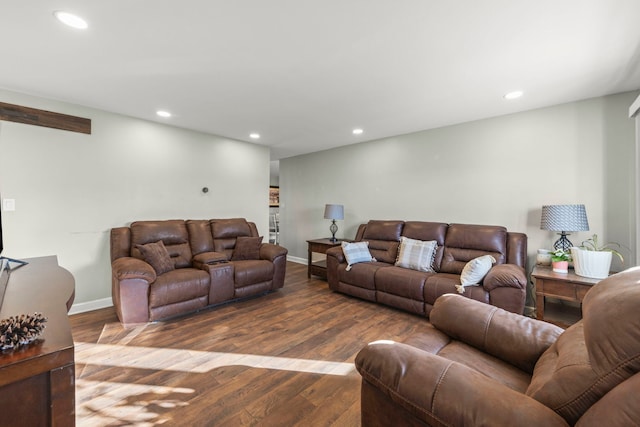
[329,220,338,243]
[553,232,573,252]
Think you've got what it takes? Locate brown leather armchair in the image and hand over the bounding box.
[355,267,640,426]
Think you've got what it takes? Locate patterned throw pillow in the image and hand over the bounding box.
[136,240,175,275]
[395,236,437,272]
[456,255,496,293]
[342,241,375,271]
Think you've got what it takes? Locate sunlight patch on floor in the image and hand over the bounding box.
[75,342,356,376]
[76,379,193,427]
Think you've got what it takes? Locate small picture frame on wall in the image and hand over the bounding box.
[269,186,279,207]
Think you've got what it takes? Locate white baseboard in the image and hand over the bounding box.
[69,297,113,315]
[287,255,306,265]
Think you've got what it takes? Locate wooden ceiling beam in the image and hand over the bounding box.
[0,102,91,134]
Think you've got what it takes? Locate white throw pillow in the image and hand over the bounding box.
[456,255,496,294]
[342,241,375,271]
[395,236,437,272]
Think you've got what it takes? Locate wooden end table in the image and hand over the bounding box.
[307,238,346,279]
[532,265,600,324]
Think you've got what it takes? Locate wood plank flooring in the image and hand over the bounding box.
[70,262,430,426]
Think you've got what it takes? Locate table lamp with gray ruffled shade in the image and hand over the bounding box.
[540,204,589,251]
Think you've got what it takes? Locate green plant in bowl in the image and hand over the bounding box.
[579,234,624,263]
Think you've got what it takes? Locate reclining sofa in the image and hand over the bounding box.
[110,218,287,324]
[326,220,527,316]
[355,267,640,426]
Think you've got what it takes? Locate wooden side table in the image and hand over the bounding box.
[532,265,600,324]
[0,256,76,426]
[307,238,345,279]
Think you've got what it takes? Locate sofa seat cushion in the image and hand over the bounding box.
[337,261,389,290]
[148,268,210,308]
[233,260,274,287]
[376,266,433,301]
[403,327,532,393]
[424,273,490,306]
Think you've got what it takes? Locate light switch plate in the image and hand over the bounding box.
[2,199,16,211]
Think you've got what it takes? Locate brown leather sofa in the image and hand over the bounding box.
[355,266,640,426]
[110,218,287,324]
[326,220,527,315]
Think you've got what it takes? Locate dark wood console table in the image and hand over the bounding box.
[0,256,76,426]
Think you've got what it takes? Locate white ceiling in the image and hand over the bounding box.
[1,1,639,160]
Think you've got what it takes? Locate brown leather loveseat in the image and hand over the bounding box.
[355,266,640,426]
[110,218,287,324]
[326,220,527,316]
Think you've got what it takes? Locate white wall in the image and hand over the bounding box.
[280,91,639,279]
[630,93,640,265]
[0,89,270,311]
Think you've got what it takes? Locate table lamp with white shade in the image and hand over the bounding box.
[324,204,344,243]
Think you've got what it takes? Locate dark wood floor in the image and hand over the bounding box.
[70,262,429,426]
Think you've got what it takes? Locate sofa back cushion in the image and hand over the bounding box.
[526,267,640,425]
[361,220,404,263]
[439,224,507,275]
[130,220,193,268]
[186,220,215,255]
[401,221,448,270]
[211,218,257,259]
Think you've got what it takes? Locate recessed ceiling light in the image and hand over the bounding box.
[352,128,363,135]
[53,11,88,29]
[249,133,260,139]
[504,91,523,100]
[156,110,172,118]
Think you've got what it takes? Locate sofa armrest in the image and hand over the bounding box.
[326,246,345,263]
[483,263,527,292]
[259,243,288,290]
[430,294,563,373]
[356,341,569,427]
[326,246,345,291]
[112,257,156,283]
[259,243,288,262]
[111,257,155,324]
[482,263,527,313]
